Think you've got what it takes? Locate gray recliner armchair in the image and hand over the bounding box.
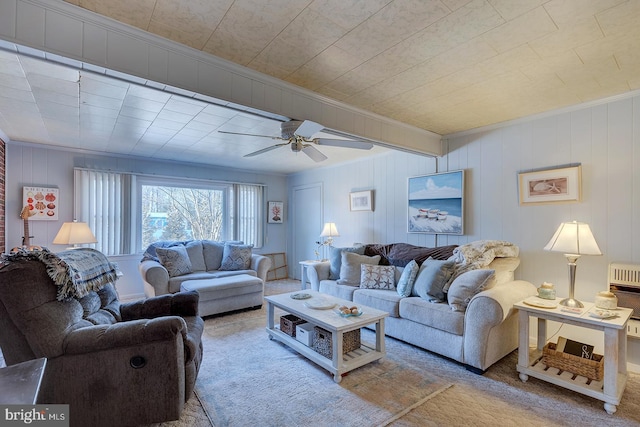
[0,250,204,427]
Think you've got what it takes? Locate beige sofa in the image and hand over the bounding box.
[307,242,536,373]
[139,240,271,315]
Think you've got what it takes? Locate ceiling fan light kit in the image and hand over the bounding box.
[219,120,373,162]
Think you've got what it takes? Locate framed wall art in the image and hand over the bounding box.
[349,190,373,211]
[408,170,464,235]
[518,165,581,205]
[268,201,284,223]
[23,186,59,220]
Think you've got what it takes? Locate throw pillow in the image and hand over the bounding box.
[447,269,497,312]
[336,252,381,286]
[360,265,396,290]
[412,259,456,302]
[329,245,365,280]
[202,240,225,270]
[156,245,192,277]
[185,240,206,272]
[396,259,419,297]
[219,243,253,271]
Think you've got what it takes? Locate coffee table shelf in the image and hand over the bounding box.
[266,291,388,383]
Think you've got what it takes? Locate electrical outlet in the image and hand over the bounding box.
[628,319,640,339]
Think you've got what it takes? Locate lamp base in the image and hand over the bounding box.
[559,297,584,308]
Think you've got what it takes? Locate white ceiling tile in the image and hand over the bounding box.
[482,6,557,53]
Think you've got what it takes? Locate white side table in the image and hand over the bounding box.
[514,299,633,414]
[299,260,323,290]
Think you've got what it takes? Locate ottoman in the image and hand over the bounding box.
[180,274,264,316]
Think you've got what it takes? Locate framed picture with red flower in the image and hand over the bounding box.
[268,201,284,224]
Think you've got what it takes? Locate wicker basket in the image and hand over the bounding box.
[312,326,361,358]
[280,314,305,337]
[542,342,604,381]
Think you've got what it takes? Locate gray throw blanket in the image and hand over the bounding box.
[4,247,119,301]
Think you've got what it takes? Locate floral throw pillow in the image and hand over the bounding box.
[360,264,396,290]
[219,243,253,271]
[156,245,192,277]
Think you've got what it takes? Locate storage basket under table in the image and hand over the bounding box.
[312,326,361,358]
[280,314,306,337]
[541,342,604,381]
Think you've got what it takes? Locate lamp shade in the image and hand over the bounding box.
[320,222,339,238]
[53,221,97,245]
[543,221,602,255]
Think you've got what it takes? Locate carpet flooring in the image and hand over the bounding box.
[148,279,640,426]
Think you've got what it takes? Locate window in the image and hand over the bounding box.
[74,169,264,255]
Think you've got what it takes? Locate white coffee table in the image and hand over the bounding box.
[265,290,388,383]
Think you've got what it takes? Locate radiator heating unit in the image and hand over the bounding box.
[609,263,640,338]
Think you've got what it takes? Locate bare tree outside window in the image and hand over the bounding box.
[141,185,227,248]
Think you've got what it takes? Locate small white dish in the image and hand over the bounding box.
[303,298,336,310]
[523,296,558,309]
[589,309,618,320]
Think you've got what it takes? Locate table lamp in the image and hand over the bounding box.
[320,222,339,247]
[53,221,97,249]
[543,221,602,308]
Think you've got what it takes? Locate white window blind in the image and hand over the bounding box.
[235,184,264,248]
[74,169,131,255]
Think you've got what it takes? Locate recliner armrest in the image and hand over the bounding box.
[63,316,188,355]
[121,291,200,320]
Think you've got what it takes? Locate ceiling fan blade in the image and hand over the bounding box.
[243,143,287,157]
[295,120,324,138]
[314,138,373,150]
[219,130,285,141]
[301,145,327,162]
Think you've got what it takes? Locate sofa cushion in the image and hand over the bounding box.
[360,265,395,290]
[202,240,225,270]
[336,252,381,286]
[329,246,365,280]
[353,289,402,318]
[412,259,455,302]
[185,240,206,272]
[447,269,496,312]
[219,243,253,271]
[396,260,419,297]
[319,280,359,301]
[156,245,192,277]
[399,297,464,335]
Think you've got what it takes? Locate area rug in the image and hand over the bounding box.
[195,309,451,427]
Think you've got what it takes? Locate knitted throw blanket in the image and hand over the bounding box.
[449,240,520,268]
[4,248,119,301]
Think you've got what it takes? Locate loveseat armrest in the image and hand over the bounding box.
[463,280,537,371]
[251,254,271,283]
[121,290,200,320]
[139,260,170,297]
[307,261,330,291]
[63,316,188,355]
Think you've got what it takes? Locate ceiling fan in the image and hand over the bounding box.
[219,120,374,162]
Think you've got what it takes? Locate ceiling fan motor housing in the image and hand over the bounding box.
[281,120,303,139]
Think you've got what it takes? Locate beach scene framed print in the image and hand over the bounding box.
[408,170,464,235]
[518,165,581,205]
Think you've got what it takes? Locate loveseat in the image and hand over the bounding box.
[0,248,204,426]
[307,241,536,372]
[139,240,271,316]
[139,240,271,297]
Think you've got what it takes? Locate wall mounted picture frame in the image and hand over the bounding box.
[268,201,284,223]
[349,190,373,211]
[408,170,464,235]
[518,165,582,205]
[23,186,59,220]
